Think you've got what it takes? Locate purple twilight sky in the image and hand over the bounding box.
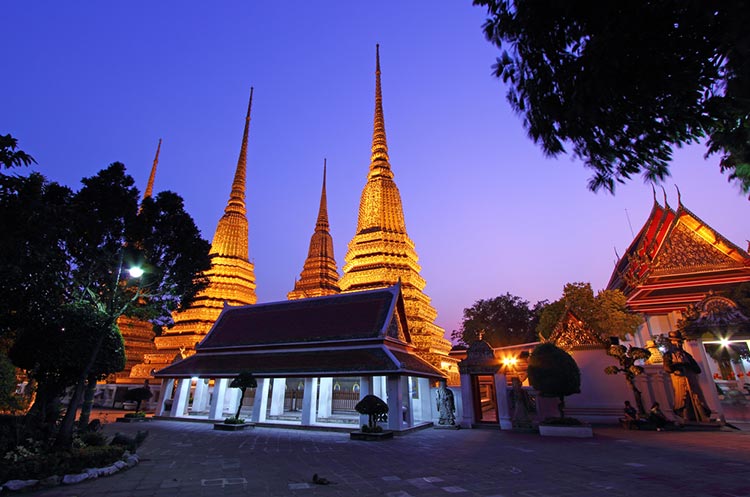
[4,2,748,339]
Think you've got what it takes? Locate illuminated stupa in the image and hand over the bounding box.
[287,160,341,300]
[339,46,454,371]
[130,89,258,378]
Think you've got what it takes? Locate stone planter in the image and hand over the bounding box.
[116,416,149,423]
[213,422,254,431]
[538,424,593,438]
[350,430,394,441]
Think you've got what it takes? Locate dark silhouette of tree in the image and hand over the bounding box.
[355,394,388,432]
[0,134,35,170]
[1,163,211,447]
[124,386,153,412]
[453,293,546,346]
[527,342,580,419]
[229,371,257,420]
[474,1,750,195]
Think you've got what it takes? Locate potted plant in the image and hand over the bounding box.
[117,386,153,422]
[350,394,392,440]
[214,371,256,431]
[528,343,591,437]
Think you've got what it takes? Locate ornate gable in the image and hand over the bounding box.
[653,222,745,274]
[547,310,607,351]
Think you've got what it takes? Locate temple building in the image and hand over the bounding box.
[607,192,750,422]
[287,160,341,300]
[153,283,445,432]
[339,46,455,379]
[129,89,258,380]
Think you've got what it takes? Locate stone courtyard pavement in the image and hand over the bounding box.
[27,419,750,497]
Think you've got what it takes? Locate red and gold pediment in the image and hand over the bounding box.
[547,310,607,351]
[653,221,746,274]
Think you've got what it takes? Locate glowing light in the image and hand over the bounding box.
[128,267,144,278]
[720,338,730,347]
[502,356,518,368]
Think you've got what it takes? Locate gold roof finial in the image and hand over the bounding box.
[143,138,161,200]
[370,44,392,179]
[316,158,329,230]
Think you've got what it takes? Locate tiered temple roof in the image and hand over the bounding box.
[156,284,445,380]
[130,90,258,379]
[287,160,341,300]
[339,45,453,368]
[607,193,750,314]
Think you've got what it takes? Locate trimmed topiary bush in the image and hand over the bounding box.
[527,342,581,419]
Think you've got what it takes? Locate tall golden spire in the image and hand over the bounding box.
[143,138,161,201]
[340,46,452,367]
[211,88,253,258]
[288,159,340,300]
[370,44,391,178]
[133,90,258,377]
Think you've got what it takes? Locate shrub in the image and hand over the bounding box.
[528,342,581,419]
[0,445,125,482]
[79,430,108,447]
[355,395,388,431]
[224,417,245,425]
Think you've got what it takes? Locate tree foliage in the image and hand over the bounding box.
[453,293,547,346]
[0,161,211,445]
[527,342,580,418]
[474,1,750,194]
[0,134,35,170]
[536,282,641,340]
[229,371,257,420]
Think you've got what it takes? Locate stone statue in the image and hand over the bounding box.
[510,377,533,430]
[662,331,711,422]
[436,380,456,425]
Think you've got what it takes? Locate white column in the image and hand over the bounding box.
[373,375,386,399]
[156,379,174,416]
[358,377,374,427]
[170,378,191,417]
[252,378,270,422]
[401,376,413,428]
[209,378,229,420]
[417,377,431,424]
[386,375,403,431]
[300,378,316,425]
[270,378,287,416]
[225,386,240,416]
[317,377,333,418]
[686,339,722,420]
[494,372,512,430]
[459,373,474,428]
[192,378,209,413]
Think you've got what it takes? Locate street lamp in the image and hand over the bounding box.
[127,266,144,278]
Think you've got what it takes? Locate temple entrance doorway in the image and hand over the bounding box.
[473,375,498,423]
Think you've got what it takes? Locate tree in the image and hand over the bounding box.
[1,163,211,446]
[355,394,389,433]
[228,371,257,420]
[604,344,652,416]
[474,1,750,194]
[124,386,153,413]
[0,134,35,170]
[527,342,580,419]
[453,293,546,347]
[536,283,641,340]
